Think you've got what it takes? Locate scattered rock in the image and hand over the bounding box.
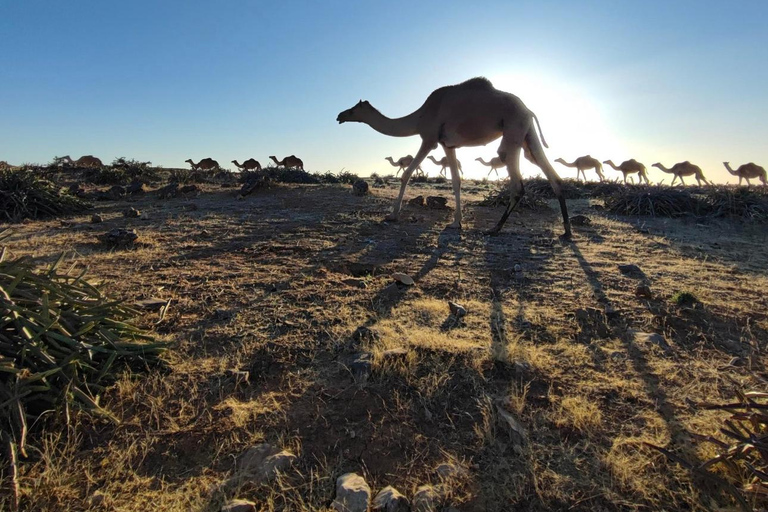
[629,330,671,352]
[332,473,371,512]
[199,229,211,237]
[352,180,369,196]
[342,278,367,289]
[513,264,522,273]
[100,228,138,247]
[448,301,466,318]
[221,499,256,512]
[618,264,644,278]
[604,305,620,318]
[610,351,626,362]
[90,213,103,224]
[157,182,179,199]
[124,207,141,218]
[570,214,591,226]
[408,195,425,207]
[412,485,438,512]
[635,284,653,299]
[346,353,373,381]
[134,298,168,311]
[126,180,146,195]
[372,485,410,512]
[352,326,379,344]
[436,462,467,480]
[426,196,448,209]
[238,443,296,481]
[496,403,527,449]
[392,273,415,286]
[68,183,87,197]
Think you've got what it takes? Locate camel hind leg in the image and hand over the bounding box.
[443,147,463,228]
[522,128,571,238]
[486,146,524,234]
[387,140,433,221]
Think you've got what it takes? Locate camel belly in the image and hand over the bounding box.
[439,121,502,148]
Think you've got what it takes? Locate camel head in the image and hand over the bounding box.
[554,158,565,164]
[337,100,375,124]
[651,163,662,170]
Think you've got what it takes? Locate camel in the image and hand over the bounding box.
[185,158,220,171]
[723,162,766,187]
[602,159,650,184]
[386,156,424,177]
[652,161,710,186]
[427,155,462,178]
[475,156,506,177]
[232,159,262,172]
[269,155,304,170]
[61,155,103,168]
[0,161,10,170]
[337,77,570,236]
[554,156,606,182]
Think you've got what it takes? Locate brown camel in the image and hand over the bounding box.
[232,159,262,172]
[475,156,506,178]
[723,162,766,187]
[61,155,103,168]
[337,77,570,236]
[554,156,606,182]
[427,155,462,178]
[185,158,220,171]
[652,161,710,186]
[386,156,424,177]
[602,159,650,184]
[269,155,304,170]
[0,161,11,170]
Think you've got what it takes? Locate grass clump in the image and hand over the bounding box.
[671,290,698,307]
[0,169,92,222]
[0,237,168,455]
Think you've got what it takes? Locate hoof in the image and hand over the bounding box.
[384,214,399,223]
[447,221,462,230]
[559,231,573,241]
[484,227,501,236]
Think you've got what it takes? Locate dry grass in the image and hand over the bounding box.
[0,180,767,511]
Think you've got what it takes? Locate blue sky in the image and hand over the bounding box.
[1,0,766,182]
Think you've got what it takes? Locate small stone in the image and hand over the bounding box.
[381,347,408,360]
[124,207,141,218]
[609,351,626,361]
[630,330,671,352]
[352,180,369,196]
[392,273,415,286]
[134,298,168,311]
[107,185,126,200]
[221,499,256,512]
[513,264,522,272]
[87,490,107,508]
[426,196,448,209]
[412,485,438,512]
[100,228,138,247]
[347,353,373,381]
[436,462,467,480]
[408,195,425,207]
[372,485,410,512]
[238,443,296,481]
[90,213,103,223]
[618,264,643,277]
[570,214,591,226]
[157,182,179,199]
[352,326,379,343]
[126,180,146,195]
[448,301,467,317]
[604,305,619,318]
[332,473,371,512]
[200,229,211,237]
[635,284,653,299]
[496,404,527,447]
[342,278,367,289]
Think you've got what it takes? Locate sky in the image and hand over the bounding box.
[1,0,767,183]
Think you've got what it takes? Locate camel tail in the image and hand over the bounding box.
[531,112,548,148]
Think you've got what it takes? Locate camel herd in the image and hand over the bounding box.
[187,155,304,172]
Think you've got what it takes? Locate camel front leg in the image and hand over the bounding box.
[487,146,523,234]
[443,147,462,229]
[679,176,686,186]
[386,141,432,222]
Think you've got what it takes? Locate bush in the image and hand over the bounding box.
[0,169,92,222]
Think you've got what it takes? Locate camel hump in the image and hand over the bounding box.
[459,77,494,89]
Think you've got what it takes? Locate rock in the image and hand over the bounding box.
[126,180,146,195]
[352,326,379,344]
[124,207,141,218]
[436,462,467,480]
[68,183,87,197]
[629,330,671,352]
[352,180,369,196]
[618,264,643,278]
[90,213,103,223]
[604,305,619,318]
[332,473,371,512]
[496,404,527,448]
[157,182,179,199]
[221,499,256,512]
[87,490,108,508]
[372,485,410,512]
[100,228,138,247]
[392,273,415,286]
[570,214,591,226]
[426,196,448,209]
[342,278,367,289]
[513,264,522,273]
[635,284,653,299]
[381,347,408,360]
[239,443,296,481]
[107,185,126,200]
[347,353,373,381]
[412,485,438,512]
[408,195,425,207]
[134,298,168,311]
[448,301,467,318]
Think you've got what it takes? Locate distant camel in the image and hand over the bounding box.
[603,159,650,184]
[554,156,605,182]
[0,161,11,170]
[475,156,505,177]
[61,155,103,168]
[427,155,462,178]
[386,156,424,177]
[185,158,220,171]
[723,162,766,187]
[232,159,262,172]
[652,161,710,186]
[337,77,570,236]
[269,155,304,170]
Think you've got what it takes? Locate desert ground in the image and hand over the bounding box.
[2,174,768,511]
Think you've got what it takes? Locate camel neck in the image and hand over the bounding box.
[363,108,420,138]
[604,161,619,170]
